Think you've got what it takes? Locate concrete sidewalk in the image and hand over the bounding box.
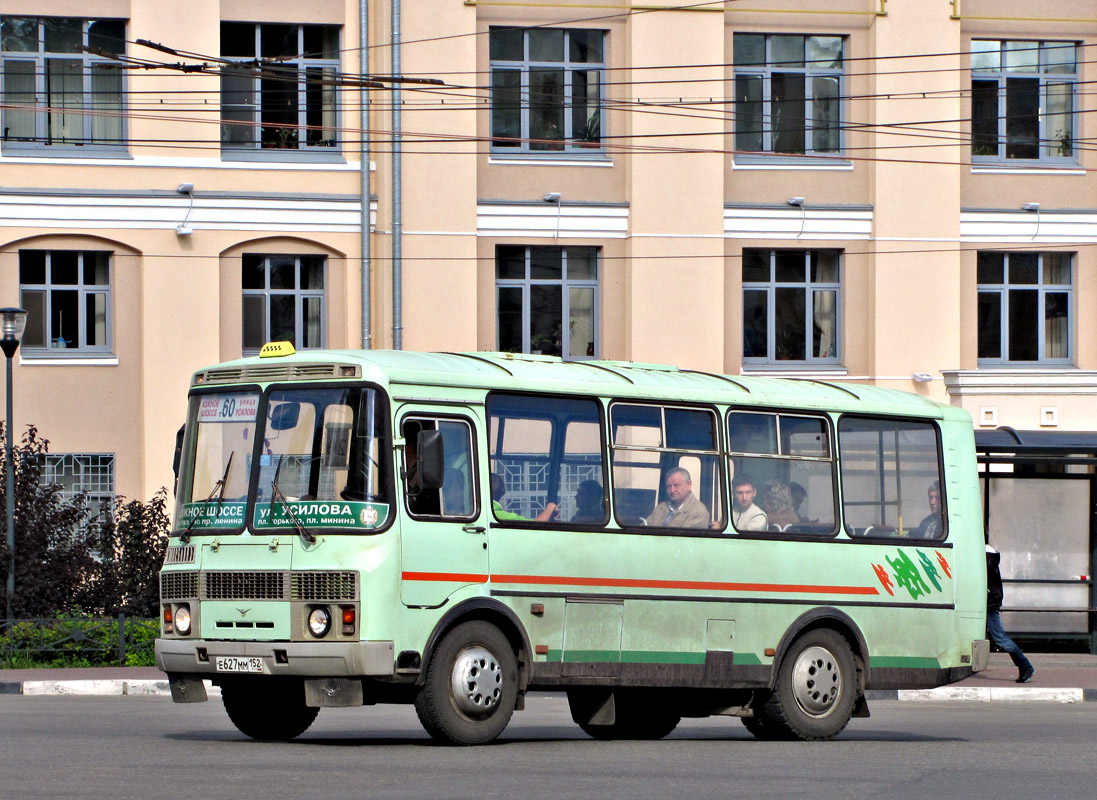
[1,653,1094,702]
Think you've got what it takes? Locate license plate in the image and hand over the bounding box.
[215,656,264,673]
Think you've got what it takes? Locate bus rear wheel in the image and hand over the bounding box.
[414,620,518,745]
[221,679,319,741]
[756,629,857,741]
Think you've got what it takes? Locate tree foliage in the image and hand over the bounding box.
[0,425,169,619]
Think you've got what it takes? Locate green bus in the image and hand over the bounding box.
[156,344,989,744]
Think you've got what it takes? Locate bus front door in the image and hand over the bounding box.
[397,408,488,607]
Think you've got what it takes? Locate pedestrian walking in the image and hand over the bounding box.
[986,544,1034,683]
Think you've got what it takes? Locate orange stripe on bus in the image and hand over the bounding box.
[401,571,878,596]
[402,571,489,583]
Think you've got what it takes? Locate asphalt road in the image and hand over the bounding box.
[2,693,1094,800]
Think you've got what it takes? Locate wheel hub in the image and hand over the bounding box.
[791,644,841,717]
[449,645,503,717]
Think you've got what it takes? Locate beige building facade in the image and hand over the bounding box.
[1,0,1096,503]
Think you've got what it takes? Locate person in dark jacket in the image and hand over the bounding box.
[986,544,1034,683]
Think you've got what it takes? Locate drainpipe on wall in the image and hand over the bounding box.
[359,0,371,349]
[391,0,403,350]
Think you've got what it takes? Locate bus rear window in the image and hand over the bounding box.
[838,417,944,540]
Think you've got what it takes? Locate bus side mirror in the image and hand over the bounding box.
[270,401,301,431]
[417,430,444,490]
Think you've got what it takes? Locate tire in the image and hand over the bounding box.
[578,696,680,740]
[221,679,319,741]
[414,620,518,745]
[756,629,858,741]
[741,712,790,741]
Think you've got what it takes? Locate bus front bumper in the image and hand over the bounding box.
[156,637,396,689]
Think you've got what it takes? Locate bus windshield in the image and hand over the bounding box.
[175,386,390,534]
[176,391,261,532]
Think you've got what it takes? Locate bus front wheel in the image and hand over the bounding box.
[414,620,518,745]
[756,628,857,741]
[221,679,319,741]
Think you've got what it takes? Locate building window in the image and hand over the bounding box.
[978,252,1071,364]
[496,245,599,359]
[220,23,339,151]
[971,40,1076,161]
[44,453,115,517]
[242,254,325,353]
[489,27,604,153]
[19,250,112,353]
[742,249,840,365]
[1,16,125,150]
[733,33,843,155]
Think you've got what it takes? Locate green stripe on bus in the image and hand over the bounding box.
[547,651,762,666]
[871,656,942,669]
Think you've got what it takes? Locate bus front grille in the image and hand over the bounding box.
[161,571,199,600]
[204,571,286,600]
[291,571,358,601]
[163,545,196,565]
[163,570,362,602]
[193,363,359,386]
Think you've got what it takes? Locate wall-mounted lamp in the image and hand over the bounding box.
[912,373,934,383]
[543,192,562,239]
[176,182,195,236]
[1022,201,1040,241]
[787,197,806,239]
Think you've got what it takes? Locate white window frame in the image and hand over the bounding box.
[977,251,1073,365]
[19,249,113,355]
[241,253,326,354]
[970,39,1078,163]
[733,33,845,159]
[489,26,605,156]
[495,245,600,360]
[0,16,126,152]
[742,248,841,366]
[220,22,340,156]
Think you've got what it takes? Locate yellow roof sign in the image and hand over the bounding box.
[259,341,296,358]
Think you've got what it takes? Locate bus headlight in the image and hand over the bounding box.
[307,607,332,638]
[174,604,192,636]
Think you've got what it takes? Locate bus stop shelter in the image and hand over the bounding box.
[976,429,1097,653]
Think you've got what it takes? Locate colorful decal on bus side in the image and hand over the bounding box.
[873,549,952,600]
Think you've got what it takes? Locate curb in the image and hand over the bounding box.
[0,680,1093,702]
[867,687,1097,703]
[0,679,221,697]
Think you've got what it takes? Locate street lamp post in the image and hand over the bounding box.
[1,308,27,625]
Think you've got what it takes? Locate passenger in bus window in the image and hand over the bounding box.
[491,473,558,522]
[731,474,768,531]
[646,467,711,528]
[914,481,943,538]
[570,480,605,524]
[760,480,800,530]
[789,482,807,516]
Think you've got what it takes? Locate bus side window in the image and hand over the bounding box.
[837,417,944,540]
[486,393,606,525]
[728,411,836,536]
[402,416,478,521]
[611,403,724,530]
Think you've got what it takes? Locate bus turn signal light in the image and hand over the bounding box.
[341,606,355,636]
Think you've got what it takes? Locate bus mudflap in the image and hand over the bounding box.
[972,638,990,673]
[167,673,209,704]
[304,678,365,708]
